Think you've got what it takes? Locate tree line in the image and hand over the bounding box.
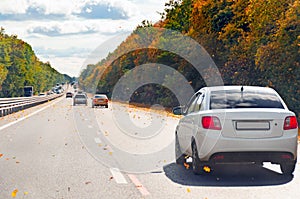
[79,0,300,118]
[0,28,71,97]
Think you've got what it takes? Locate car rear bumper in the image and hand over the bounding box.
[93,102,108,106]
[210,151,296,164]
[74,100,87,104]
[195,130,298,162]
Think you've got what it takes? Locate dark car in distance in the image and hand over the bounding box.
[66,92,73,98]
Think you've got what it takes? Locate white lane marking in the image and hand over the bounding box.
[110,168,128,184]
[0,97,64,132]
[128,174,150,196]
[94,137,102,144]
[87,125,93,129]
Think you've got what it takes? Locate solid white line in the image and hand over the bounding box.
[0,97,64,132]
[94,137,102,144]
[128,174,150,196]
[110,168,128,184]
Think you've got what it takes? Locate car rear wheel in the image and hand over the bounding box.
[192,141,203,175]
[280,162,296,175]
[175,134,185,165]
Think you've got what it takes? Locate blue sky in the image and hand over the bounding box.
[0,0,169,77]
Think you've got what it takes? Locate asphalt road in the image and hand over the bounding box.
[0,95,299,199]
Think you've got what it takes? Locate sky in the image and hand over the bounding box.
[0,0,169,77]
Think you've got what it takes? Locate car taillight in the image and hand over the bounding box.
[283,116,298,130]
[105,99,108,102]
[202,116,222,130]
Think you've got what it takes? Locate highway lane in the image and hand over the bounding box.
[0,97,140,199]
[0,95,300,198]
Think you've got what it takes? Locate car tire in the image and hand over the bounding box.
[92,104,94,108]
[192,141,203,175]
[105,105,108,108]
[280,162,296,175]
[175,134,185,165]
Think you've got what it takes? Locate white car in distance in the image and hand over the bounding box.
[173,86,298,175]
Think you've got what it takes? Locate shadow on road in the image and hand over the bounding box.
[163,163,293,186]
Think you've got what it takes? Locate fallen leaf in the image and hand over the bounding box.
[85,181,92,185]
[203,166,211,173]
[183,163,190,169]
[108,152,113,155]
[187,188,191,193]
[109,176,114,180]
[0,153,3,158]
[16,161,20,164]
[11,189,18,198]
[24,191,29,195]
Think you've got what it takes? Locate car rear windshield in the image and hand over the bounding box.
[95,95,107,99]
[210,90,284,109]
[75,95,86,99]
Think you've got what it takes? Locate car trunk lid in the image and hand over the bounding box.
[218,109,291,138]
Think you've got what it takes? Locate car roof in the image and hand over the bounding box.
[75,93,86,96]
[199,86,276,93]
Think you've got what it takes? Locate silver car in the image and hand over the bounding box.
[73,93,88,106]
[173,86,298,175]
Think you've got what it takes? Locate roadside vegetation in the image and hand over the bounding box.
[83,0,299,120]
[0,28,70,97]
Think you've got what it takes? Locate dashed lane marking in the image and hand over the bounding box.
[110,168,128,184]
[94,137,102,144]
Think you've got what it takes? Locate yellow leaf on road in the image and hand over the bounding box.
[11,189,18,198]
[187,188,191,193]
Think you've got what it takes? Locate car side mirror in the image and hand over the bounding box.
[173,106,184,115]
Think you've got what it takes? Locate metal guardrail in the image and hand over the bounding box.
[0,93,64,117]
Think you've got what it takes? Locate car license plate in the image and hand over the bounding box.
[236,121,270,130]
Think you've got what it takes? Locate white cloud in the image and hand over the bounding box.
[0,0,28,14]
[0,0,169,77]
